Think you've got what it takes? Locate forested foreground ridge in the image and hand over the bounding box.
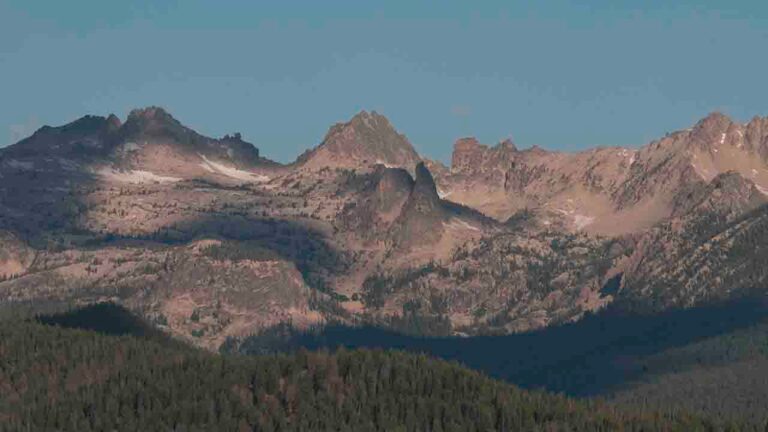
[0,319,744,432]
[229,298,768,423]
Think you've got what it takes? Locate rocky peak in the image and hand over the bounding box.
[221,132,244,142]
[126,106,175,123]
[451,137,520,175]
[689,112,734,148]
[123,106,184,135]
[524,144,548,155]
[746,115,768,131]
[376,165,415,194]
[744,115,768,160]
[411,162,441,209]
[106,114,122,130]
[123,107,275,169]
[672,171,768,222]
[496,138,517,151]
[348,110,391,132]
[2,114,122,158]
[118,106,221,161]
[454,137,484,152]
[694,111,732,129]
[390,162,446,249]
[2,106,274,173]
[63,115,113,133]
[299,110,420,171]
[451,137,484,172]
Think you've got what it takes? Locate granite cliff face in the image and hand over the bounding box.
[2,107,768,348]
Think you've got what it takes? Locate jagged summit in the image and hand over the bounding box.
[2,114,123,159]
[121,106,193,140]
[389,162,447,249]
[42,114,118,136]
[497,138,517,151]
[429,110,768,235]
[297,110,421,171]
[410,162,441,212]
[348,110,391,129]
[687,111,735,147]
[450,136,520,175]
[126,106,176,123]
[106,113,122,129]
[694,111,733,129]
[5,105,768,237]
[0,106,275,182]
[116,106,274,172]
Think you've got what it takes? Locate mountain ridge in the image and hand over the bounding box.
[2,105,768,349]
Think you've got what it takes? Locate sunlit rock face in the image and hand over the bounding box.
[3,107,768,349]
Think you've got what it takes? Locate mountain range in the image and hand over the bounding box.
[2,106,768,350]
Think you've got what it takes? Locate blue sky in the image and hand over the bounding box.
[2,1,767,163]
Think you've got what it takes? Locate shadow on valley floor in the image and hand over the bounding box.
[25,302,192,350]
[228,296,768,397]
[38,302,164,338]
[17,296,768,400]
[79,213,349,294]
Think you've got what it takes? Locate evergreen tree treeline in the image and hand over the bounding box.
[0,319,735,431]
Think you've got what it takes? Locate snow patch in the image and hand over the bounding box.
[720,133,726,145]
[55,158,80,171]
[361,113,373,128]
[573,214,595,230]
[690,163,713,181]
[5,159,34,170]
[199,155,269,182]
[123,142,141,152]
[444,218,481,232]
[618,149,636,165]
[756,184,768,196]
[374,159,398,169]
[97,168,180,184]
[200,162,215,173]
[436,187,453,199]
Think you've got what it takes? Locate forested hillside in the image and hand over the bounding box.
[609,319,768,425]
[229,297,768,425]
[0,314,730,431]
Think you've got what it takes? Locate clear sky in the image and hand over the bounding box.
[2,1,767,163]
